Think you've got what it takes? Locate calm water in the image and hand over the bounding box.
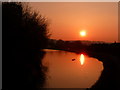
[42,49,103,88]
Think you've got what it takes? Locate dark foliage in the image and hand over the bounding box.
[3,2,49,89]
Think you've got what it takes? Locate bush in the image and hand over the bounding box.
[3,2,49,89]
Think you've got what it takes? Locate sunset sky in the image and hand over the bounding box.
[29,2,118,42]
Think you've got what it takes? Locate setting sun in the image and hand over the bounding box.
[80,30,86,37]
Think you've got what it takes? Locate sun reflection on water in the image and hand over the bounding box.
[80,54,85,65]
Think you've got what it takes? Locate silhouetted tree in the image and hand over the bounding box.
[3,2,49,90]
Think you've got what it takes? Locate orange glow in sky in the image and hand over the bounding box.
[29,2,118,42]
[80,54,85,65]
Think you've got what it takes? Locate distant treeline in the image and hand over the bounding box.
[47,39,120,55]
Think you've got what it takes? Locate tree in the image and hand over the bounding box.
[3,2,49,89]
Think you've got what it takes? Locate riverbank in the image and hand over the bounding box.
[86,52,120,89]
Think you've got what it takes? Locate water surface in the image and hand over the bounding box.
[42,49,103,88]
